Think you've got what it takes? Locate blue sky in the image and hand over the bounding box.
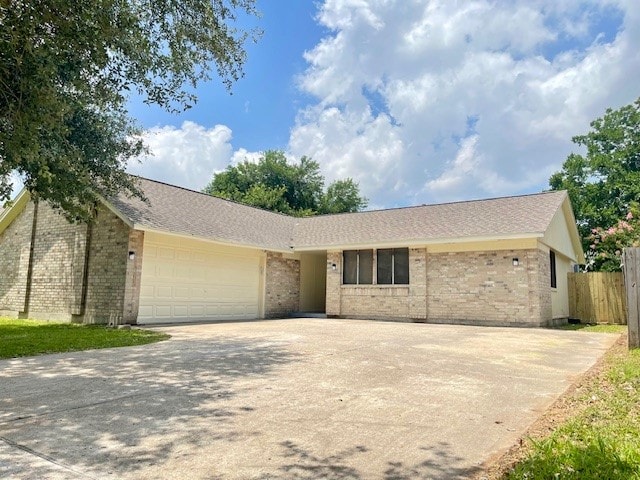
[129,1,324,152]
[125,0,640,209]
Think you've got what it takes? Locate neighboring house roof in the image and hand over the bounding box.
[109,177,297,251]
[294,190,569,249]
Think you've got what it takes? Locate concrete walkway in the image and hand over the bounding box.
[0,319,618,479]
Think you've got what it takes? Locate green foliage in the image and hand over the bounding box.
[507,348,640,480]
[0,0,259,221]
[0,318,169,359]
[321,178,368,214]
[584,206,640,271]
[549,98,640,259]
[204,150,368,216]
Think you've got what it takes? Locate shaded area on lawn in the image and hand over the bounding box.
[0,318,169,359]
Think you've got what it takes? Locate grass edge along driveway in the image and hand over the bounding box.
[0,318,169,359]
[486,325,640,480]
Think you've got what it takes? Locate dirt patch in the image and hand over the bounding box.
[473,333,627,480]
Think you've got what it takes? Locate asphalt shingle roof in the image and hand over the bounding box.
[109,177,568,251]
[294,190,567,248]
[110,177,297,251]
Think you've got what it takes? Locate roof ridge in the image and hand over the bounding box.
[304,189,567,219]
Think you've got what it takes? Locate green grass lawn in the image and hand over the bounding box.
[558,323,628,334]
[506,333,640,479]
[0,318,169,359]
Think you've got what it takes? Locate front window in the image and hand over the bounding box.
[377,248,409,284]
[343,248,409,285]
[343,250,373,284]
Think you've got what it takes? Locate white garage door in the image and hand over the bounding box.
[138,232,263,323]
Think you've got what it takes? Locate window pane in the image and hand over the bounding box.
[359,250,373,284]
[394,248,409,284]
[377,249,392,284]
[343,250,357,284]
[550,250,557,288]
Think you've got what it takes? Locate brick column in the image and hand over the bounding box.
[409,247,427,320]
[326,250,341,316]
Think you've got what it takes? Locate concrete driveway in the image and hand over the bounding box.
[0,319,618,479]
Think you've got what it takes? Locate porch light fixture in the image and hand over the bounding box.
[129,251,136,261]
[512,258,519,266]
[331,263,337,271]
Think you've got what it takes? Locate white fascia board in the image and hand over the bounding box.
[292,232,544,252]
[133,224,294,254]
[0,189,31,234]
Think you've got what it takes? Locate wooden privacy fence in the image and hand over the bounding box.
[568,272,626,324]
[623,248,640,348]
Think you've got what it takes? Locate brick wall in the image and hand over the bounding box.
[264,252,300,318]
[327,248,428,321]
[0,202,35,316]
[0,200,135,323]
[325,247,553,326]
[326,251,341,316]
[123,230,144,324]
[427,249,541,326]
[27,202,89,320]
[81,205,131,324]
[535,246,553,323]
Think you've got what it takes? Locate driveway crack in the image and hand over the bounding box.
[0,435,99,479]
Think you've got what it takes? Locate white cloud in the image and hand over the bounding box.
[128,121,235,191]
[289,0,640,206]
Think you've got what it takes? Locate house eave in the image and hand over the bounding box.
[292,232,545,252]
[0,189,31,235]
[133,224,294,254]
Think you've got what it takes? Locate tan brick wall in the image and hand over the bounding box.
[427,249,544,326]
[535,246,553,323]
[0,201,133,323]
[325,247,552,326]
[26,202,89,320]
[329,248,428,321]
[0,202,35,316]
[123,230,144,324]
[326,251,341,316]
[264,252,300,318]
[82,205,131,324]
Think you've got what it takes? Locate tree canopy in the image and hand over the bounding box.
[0,0,259,221]
[204,150,368,216]
[549,97,640,267]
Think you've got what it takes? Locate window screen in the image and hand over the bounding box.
[358,250,373,284]
[377,249,393,284]
[343,250,373,284]
[376,248,409,284]
[394,248,409,284]
[550,250,557,288]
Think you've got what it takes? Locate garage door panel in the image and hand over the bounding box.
[138,234,261,323]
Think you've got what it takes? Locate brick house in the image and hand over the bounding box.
[0,177,584,327]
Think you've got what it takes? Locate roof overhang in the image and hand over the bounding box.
[0,189,31,235]
[292,232,544,252]
[133,224,294,254]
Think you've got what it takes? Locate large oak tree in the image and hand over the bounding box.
[0,0,259,220]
